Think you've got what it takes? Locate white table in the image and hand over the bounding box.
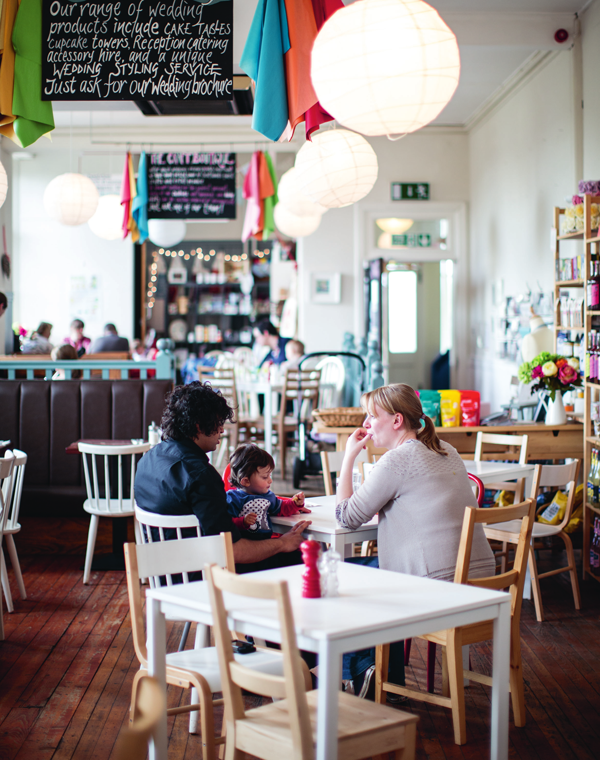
[146,562,511,760]
[271,495,378,557]
[463,460,535,493]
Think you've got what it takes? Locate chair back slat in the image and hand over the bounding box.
[0,454,15,533]
[474,432,529,464]
[3,451,26,531]
[79,443,151,516]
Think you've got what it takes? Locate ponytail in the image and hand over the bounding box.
[417,414,447,456]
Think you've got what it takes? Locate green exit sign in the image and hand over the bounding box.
[392,233,432,248]
[391,182,429,200]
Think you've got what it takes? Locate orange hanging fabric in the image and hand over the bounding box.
[281,0,319,140]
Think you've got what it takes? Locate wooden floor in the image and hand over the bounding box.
[1,545,600,760]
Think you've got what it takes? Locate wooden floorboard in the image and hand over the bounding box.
[0,549,599,760]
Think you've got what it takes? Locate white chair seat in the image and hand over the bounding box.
[3,523,21,536]
[83,498,135,517]
[165,646,286,694]
[488,519,562,538]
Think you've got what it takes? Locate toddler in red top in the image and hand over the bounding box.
[225,444,311,539]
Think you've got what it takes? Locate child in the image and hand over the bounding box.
[226,443,311,538]
[282,339,305,370]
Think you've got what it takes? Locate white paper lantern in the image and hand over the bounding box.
[0,161,8,210]
[311,0,460,136]
[277,168,328,217]
[87,194,123,240]
[294,129,378,208]
[43,173,99,226]
[148,219,187,248]
[274,203,321,238]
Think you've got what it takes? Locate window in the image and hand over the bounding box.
[440,259,454,354]
[388,270,417,353]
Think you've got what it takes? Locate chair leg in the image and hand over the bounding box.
[446,629,467,745]
[500,542,508,575]
[426,642,436,693]
[561,531,581,611]
[191,677,216,760]
[509,628,526,727]
[5,536,26,600]
[374,644,389,704]
[1,551,14,613]
[189,686,200,734]
[404,639,412,666]
[83,515,100,585]
[130,668,146,725]
[528,544,544,623]
[179,621,192,652]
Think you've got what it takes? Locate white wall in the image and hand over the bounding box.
[469,49,577,411]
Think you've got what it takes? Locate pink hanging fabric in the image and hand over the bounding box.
[120,152,132,239]
[242,152,262,242]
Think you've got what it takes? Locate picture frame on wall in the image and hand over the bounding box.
[311,272,341,304]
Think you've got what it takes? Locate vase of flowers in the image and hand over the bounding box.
[518,352,582,426]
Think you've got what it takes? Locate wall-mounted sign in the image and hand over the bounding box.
[147,152,236,220]
[391,182,430,201]
[391,233,432,248]
[42,0,232,101]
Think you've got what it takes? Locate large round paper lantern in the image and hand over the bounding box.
[87,194,123,240]
[274,203,321,238]
[43,173,99,226]
[0,161,7,210]
[294,129,378,208]
[277,168,328,217]
[311,0,460,136]
[148,219,187,248]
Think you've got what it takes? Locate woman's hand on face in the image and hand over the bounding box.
[345,427,372,460]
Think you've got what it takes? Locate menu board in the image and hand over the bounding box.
[147,152,236,220]
[42,0,233,101]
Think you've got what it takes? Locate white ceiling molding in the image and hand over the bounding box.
[443,12,576,48]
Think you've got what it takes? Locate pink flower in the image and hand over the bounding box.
[558,364,578,384]
[532,365,543,379]
[572,194,584,205]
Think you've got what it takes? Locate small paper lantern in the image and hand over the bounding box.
[87,195,123,240]
[43,173,99,226]
[277,168,328,217]
[311,0,460,136]
[274,203,321,238]
[0,161,7,210]
[294,129,378,208]
[148,219,187,248]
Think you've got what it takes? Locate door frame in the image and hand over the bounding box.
[352,200,469,389]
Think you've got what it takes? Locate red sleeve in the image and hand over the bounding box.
[232,516,246,529]
[277,497,301,516]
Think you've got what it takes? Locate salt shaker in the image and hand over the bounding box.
[324,548,341,598]
[148,421,160,447]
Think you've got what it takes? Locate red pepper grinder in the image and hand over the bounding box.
[301,539,321,598]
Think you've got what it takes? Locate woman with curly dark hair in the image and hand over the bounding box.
[135,381,309,571]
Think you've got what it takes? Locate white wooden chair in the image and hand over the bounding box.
[124,536,289,760]
[320,449,369,496]
[1,450,27,612]
[484,460,581,622]
[79,442,150,584]
[114,675,165,760]
[474,432,529,500]
[206,564,418,760]
[0,454,15,641]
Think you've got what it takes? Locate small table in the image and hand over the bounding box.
[146,562,512,760]
[271,494,377,557]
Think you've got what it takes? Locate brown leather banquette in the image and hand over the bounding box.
[0,379,172,517]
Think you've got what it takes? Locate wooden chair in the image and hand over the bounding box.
[0,454,15,641]
[276,367,321,479]
[114,675,165,760]
[474,432,529,500]
[320,449,368,496]
[0,450,27,611]
[199,365,241,467]
[205,564,419,760]
[79,442,150,584]
[485,461,581,622]
[374,498,535,745]
[124,535,288,760]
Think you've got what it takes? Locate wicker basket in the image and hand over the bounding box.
[312,407,365,427]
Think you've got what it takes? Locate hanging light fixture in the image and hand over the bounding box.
[277,168,328,218]
[87,194,124,240]
[0,161,8,210]
[376,218,414,234]
[147,219,187,248]
[311,0,460,137]
[43,173,99,226]
[274,203,322,238]
[294,129,378,208]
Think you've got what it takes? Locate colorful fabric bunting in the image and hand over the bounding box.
[132,151,149,243]
[242,151,278,242]
[281,0,319,139]
[242,152,262,242]
[0,0,19,143]
[120,152,140,243]
[240,0,290,142]
[262,152,278,240]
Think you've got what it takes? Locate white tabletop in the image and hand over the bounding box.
[463,460,535,484]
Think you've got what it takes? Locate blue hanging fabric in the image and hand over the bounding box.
[240,0,290,142]
[132,151,149,243]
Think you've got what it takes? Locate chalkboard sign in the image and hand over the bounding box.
[42,0,232,101]
[147,152,236,220]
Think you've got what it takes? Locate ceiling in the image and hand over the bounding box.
[47,0,590,148]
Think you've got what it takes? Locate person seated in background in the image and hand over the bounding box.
[89,323,130,353]
[51,344,82,379]
[281,339,305,371]
[253,318,288,367]
[64,319,90,357]
[21,322,53,354]
[226,444,310,538]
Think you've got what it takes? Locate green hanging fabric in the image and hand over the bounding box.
[12,0,54,148]
[262,152,278,240]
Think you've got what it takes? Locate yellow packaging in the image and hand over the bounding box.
[439,390,461,427]
[537,484,583,531]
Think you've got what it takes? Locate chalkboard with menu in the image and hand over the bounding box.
[147,152,236,220]
[42,0,232,101]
